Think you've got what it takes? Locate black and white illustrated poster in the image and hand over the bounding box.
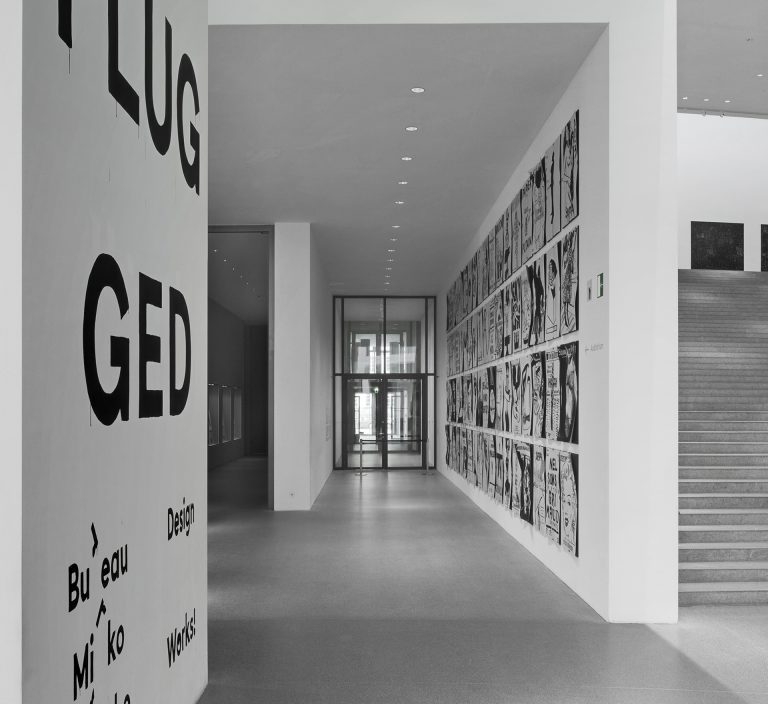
[529,256,545,347]
[479,237,488,303]
[512,361,522,435]
[502,362,512,432]
[495,437,505,504]
[561,110,580,228]
[531,159,546,254]
[518,442,534,525]
[503,209,512,281]
[545,137,562,243]
[560,453,579,557]
[520,357,532,437]
[497,363,507,432]
[533,445,547,535]
[503,438,513,509]
[511,193,522,273]
[544,243,561,342]
[561,226,579,335]
[486,365,498,430]
[502,284,512,357]
[511,276,522,353]
[531,352,546,439]
[522,266,533,348]
[488,229,497,294]
[495,292,505,363]
[488,296,498,361]
[496,214,506,285]
[512,442,527,514]
[558,343,579,443]
[545,349,561,442]
[521,179,534,263]
[546,451,561,543]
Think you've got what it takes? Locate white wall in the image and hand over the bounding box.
[678,113,768,270]
[270,224,334,509]
[1,1,22,702]
[22,2,208,702]
[310,238,334,504]
[211,0,679,623]
[438,32,610,620]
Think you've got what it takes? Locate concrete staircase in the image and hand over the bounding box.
[679,270,768,605]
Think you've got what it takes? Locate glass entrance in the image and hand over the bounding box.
[343,376,425,469]
[334,296,436,470]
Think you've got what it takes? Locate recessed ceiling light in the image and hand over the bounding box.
[392,225,401,229]
[405,126,418,132]
[223,258,227,262]
[390,238,398,242]
[724,99,732,103]
[387,259,394,262]
[395,201,405,205]
[401,156,413,162]
[385,282,390,286]
[703,98,710,102]
[758,74,764,78]
[411,87,425,94]
[386,267,393,271]
[398,181,408,185]
[388,249,396,253]
[213,249,218,253]
[682,96,688,100]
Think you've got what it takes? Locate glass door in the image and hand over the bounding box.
[345,378,385,468]
[386,378,424,468]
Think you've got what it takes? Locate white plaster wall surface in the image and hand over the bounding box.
[310,237,334,504]
[1,1,22,702]
[678,113,768,271]
[208,0,678,623]
[272,223,313,510]
[22,2,208,702]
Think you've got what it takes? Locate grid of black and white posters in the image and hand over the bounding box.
[445,111,580,560]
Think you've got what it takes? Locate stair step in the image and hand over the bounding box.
[680,432,768,443]
[679,542,768,561]
[679,562,768,583]
[680,412,768,421]
[680,468,768,480]
[680,494,768,508]
[680,442,768,454]
[680,455,768,467]
[679,508,768,525]
[679,525,768,542]
[679,582,768,605]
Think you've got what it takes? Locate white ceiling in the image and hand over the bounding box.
[208,24,604,297]
[208,230,270,324]
[678,0,768,116]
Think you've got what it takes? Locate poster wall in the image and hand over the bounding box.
[445,112,580,560]
[22,2,208,703]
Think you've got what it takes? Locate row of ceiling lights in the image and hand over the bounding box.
[385,86,425,288]
[681,73,765,105]
[209,248,261,297]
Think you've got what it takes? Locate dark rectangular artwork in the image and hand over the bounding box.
[521,265,533,348]
[530,352,545,439]
[511,361,522,435]
[511,276,522,353]
[496,363,506,432]
[496,214,505,286]
[561,226,579,334]
[545,136,561,243]
[510,193,522,273]
[486,365,497,429]
[531,158,546,254]
[691,221,744,271]
[762,225,768,272]
[520,356,532,436]
[503,438,513,509]
[544,242,561,341]
[557,342,578,443]
[488,228,497,294]
[517,442,534,525]
[528,255,545,346]
[561,110,579,228]
[503,208,511,281]
[521,179,534,263]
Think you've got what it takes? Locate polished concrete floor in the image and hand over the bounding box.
[201,462,768,704]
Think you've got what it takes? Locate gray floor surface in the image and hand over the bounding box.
[201,460,768,704]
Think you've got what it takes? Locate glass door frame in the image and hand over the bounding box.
[341,373,428,469]
[333,295,436,470]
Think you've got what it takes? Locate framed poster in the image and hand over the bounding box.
[545,137,562,243]
[561,110,579,228]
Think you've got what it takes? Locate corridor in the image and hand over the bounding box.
[202,468,768,704]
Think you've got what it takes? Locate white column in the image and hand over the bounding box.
[0,0,22,700]
[270,223,313,510]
